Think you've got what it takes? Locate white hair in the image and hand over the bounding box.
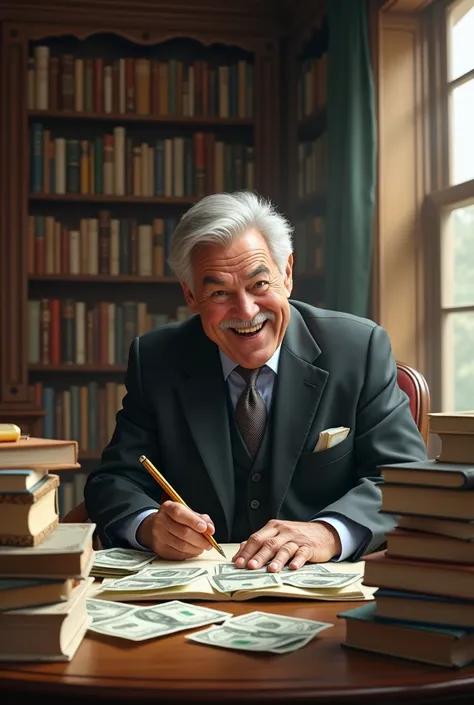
[168,191,294,288]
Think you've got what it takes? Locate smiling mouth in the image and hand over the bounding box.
[231,320,268,337]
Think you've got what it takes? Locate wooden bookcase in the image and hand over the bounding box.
[285,6,328,308]
[0,3,282,515]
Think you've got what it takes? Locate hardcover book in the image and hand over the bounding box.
[0,474,59,546]
[0,578,93,662]
[339,601,474,668]
[0,437,79,468]
[0,522,95,579]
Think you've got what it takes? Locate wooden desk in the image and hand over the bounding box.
[2,599,474,705]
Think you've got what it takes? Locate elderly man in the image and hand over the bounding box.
[84,191,427,572]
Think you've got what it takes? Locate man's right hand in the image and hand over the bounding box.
[136,501,215,560]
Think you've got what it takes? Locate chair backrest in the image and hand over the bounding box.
[396,360,430,446]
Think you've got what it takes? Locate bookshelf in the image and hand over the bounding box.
[286,9,328,308]
[0,8,281,516]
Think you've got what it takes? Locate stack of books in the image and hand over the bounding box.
[339,411,474,668]
[0,430,95,661]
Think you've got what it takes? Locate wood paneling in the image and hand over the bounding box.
[374,14,427,371]
[0,1,285,34]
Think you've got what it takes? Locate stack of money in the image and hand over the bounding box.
[90,548,155,577]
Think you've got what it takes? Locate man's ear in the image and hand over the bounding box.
[284,253,293,297]
[182,282,199,313]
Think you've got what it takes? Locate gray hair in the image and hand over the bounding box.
[168,191,294,288]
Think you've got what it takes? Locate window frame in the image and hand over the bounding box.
[426,0,474,412]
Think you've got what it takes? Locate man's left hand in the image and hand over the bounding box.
[232,520,342,571]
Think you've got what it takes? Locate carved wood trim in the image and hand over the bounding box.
[19,22,263,53]
[0,1,285,35]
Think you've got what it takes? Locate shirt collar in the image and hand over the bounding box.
[219,345,281,381]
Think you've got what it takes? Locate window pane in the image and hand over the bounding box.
[451,77,474,184]
[442,311,474,411]
[442,203,474,307]
[449,0,474,81]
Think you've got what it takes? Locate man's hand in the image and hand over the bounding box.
[136,501,215,561]
[232,520,342,571]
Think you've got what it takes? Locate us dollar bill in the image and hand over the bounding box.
[208,572,281,594]
[91,548,155,576]
[281,571,361,589]
[95,566,207,593]
[87,599,230,642]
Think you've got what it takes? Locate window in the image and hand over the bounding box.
[447,0,474,184]
[432,0,474,412]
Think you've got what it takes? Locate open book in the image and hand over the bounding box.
[92,543,375,603]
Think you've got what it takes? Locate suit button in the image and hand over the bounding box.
[251,473,261,482]
[250,499,260,510]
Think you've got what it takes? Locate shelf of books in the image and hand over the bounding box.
[26,32,255,518]
[291,21,327,309]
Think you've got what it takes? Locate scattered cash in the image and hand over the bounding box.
[90,548,155,577]
[208,572,282,595]
[276,564,361,590]
[86,598,333,653]
[96,566,207,594]
[186,610,333,653]
[86,598,229,641]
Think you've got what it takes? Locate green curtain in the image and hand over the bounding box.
[324,0,376,317]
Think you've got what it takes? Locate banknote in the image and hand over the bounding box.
[187,610,333,653]
[186,623,302,652]
[281,571,360,590]
[213,563,269,575]
[96,566,207,593]
[208,572,281,594]
[88,599,230,642]
[227,610,333,637]
[91,548,156,576]
[86,598,136,624]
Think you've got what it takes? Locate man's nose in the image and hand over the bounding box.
[232,292,259,321]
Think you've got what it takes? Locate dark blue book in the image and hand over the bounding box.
[380,459,474,489]
[374,588,474,629]
[339,602,474,667]
[0,577,71,612]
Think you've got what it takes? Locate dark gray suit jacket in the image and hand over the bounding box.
[84,301,427,559]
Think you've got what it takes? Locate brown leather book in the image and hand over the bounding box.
[0,437,78,469]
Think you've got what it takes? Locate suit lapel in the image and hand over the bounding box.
[271,305,329,516]
[177,319,234,536]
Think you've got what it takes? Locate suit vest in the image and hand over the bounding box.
[227,394,273,542]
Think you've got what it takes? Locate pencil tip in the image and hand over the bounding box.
[217,546,226,558]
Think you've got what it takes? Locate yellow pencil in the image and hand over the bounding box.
[138,454,226,558]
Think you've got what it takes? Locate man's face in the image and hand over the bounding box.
[182,229,293,368]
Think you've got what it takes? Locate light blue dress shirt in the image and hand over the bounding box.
[118,346,369,560]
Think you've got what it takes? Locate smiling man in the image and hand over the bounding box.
[84,191,427,571]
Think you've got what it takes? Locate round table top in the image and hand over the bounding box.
[1,599,474,704]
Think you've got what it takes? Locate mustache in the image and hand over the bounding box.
[220,312,275,330]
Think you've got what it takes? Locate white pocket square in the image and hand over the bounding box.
[314,426,350,452]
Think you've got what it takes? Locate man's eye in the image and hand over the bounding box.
[254,281,268,289]
[212,290,226,298]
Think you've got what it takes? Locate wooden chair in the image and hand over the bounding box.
[395,360,430,446]
[62,360,431,532]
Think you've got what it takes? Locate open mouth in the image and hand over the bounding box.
[230,320,268,337]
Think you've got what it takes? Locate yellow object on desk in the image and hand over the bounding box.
[138,454,226,558]
[0,424,22,442]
